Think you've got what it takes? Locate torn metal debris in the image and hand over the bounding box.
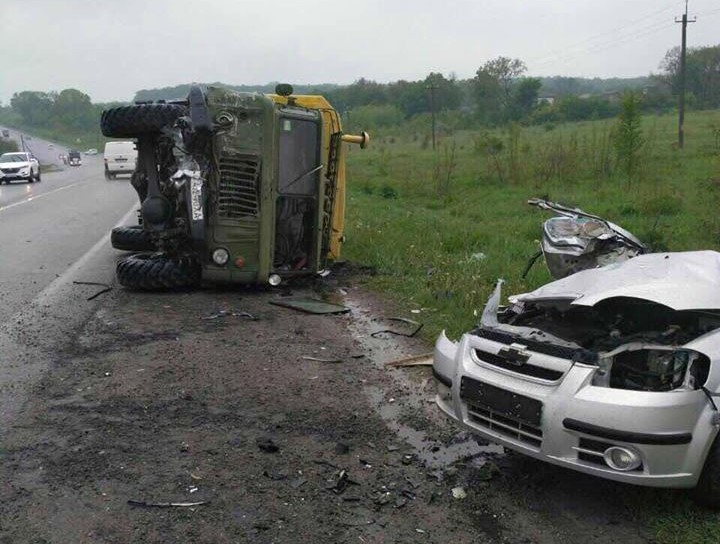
[525,198,647,279]
[269,297,350,315]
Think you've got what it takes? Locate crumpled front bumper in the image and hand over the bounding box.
[434,331,718,488]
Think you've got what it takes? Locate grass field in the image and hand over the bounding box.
[343,109,720,543]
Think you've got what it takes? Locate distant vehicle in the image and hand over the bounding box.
[103,141,136,179]
[85,148,98,155]
[48,143,54,149]
[0,152,41,183]
[68,150,82,166]
[2,129,9,138]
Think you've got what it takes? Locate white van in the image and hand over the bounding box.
[103,141,137,179]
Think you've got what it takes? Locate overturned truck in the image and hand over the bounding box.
[102,85,368,289]
[435,251,720,506]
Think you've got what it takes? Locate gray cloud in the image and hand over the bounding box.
[1,0,717,103]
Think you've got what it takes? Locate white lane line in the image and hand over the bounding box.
[12,204,138,309]
[0,180,91,213]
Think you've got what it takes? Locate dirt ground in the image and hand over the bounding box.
[1,270,659,543]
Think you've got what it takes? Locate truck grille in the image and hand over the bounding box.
[217,154,260,218]
[460,377,544,448]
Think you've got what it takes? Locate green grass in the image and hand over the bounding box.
[342,109,720,543]
[0,110,107,151]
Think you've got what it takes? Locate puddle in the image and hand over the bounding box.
[343,292,504,470]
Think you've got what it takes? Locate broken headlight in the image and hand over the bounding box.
[592,348,709,392]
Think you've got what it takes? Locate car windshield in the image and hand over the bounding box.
[0,153,27,163]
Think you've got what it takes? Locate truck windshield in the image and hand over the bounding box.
[278,118,319,195]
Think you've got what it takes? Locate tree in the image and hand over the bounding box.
[658,44,720,109]
[511,77,542,120]
[10,91,55,126]
[613,91,644,183]
[473,56,527,124]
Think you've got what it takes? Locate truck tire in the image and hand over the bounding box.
[691,433,720,508]
[116,253,200,291]
[100,103,188,138]
[111,226,156,251]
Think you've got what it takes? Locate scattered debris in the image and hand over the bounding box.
[263,470,287,481]
[127,500,209,508]
[190,473,203,481]
[371,317,423,338]
[385,352,434,367]
[269,297,350,315]
[301,356,343,363]
[451,487,467,500]
[329,470,359,495]
[256,437,279,453]
[179,442,190,452]
[72,281,113,301]
[290,477,307,489]
[386,444,401,452]
[202,309,257,320]
[401,454,415,465]
[188,486,198,493]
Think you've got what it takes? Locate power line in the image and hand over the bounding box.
[526,1,684,66]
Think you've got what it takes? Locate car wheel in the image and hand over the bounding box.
[104,167,111,180]
[691,432,720,508]
[116,252,200,291]
[36,170,41,182]
[27,174,34,183]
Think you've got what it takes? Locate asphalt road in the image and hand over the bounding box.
[0,125,72,167]
[0,148,138,323]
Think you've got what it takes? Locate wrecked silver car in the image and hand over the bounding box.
[434,251,720,506]
[525,198,647,279]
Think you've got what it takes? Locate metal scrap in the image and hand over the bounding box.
[127,499,209,508]
[202,309,257,320]
[72,281,113,301]
[371,317,423,338]
[301,356,343,363]
[385,352,434,367]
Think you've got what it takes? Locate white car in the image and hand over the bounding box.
[0,152,41,183]
[84,148,98,155]
[435,251,720,507]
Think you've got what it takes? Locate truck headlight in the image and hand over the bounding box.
[212,248,229,266]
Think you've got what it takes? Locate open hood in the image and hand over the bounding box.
[512,250,720,311]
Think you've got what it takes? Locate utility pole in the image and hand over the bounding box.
[675,0,696,149]
[426,81,438,151]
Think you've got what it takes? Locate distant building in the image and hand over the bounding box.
[537,96,555,105]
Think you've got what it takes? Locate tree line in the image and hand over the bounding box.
[2,44,719,135]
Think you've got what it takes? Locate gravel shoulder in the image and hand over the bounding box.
[0,271,655,543]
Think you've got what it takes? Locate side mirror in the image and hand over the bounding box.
[341,131,370,149]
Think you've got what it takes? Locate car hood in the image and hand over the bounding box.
[512,250,720,311]
[0,161,30,168]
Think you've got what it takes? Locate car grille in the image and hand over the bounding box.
[461,377,544,448]
[474,348,564,381]
[1,168,20,174]
[217,154,260,218]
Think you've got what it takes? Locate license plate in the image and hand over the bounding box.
[460,377,542,426]
[115,157,128,162]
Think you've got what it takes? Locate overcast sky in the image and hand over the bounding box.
[1,0,719,103]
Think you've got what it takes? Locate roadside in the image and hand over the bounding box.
[1,260,659,544]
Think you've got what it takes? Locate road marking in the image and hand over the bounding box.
[0,180,91,213]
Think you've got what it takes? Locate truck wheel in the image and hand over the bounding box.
[116,253,200,291]
[100,103,188,138]
[691,433,720,508]
[111,226,156,251]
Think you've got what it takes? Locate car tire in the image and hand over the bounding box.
[36,169,41,182]
[101,103,188,138]
[116,252,200,291]
[104,167,111,180]
[111,225,156,252]
[691,433,720,508]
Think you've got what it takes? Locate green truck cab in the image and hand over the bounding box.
[101,85,367,289]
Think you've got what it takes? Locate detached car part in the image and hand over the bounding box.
[525,198,647,279]
[434,251,720,507]
[101,85,369,289]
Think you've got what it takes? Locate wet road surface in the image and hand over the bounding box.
[0,152,137,322]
